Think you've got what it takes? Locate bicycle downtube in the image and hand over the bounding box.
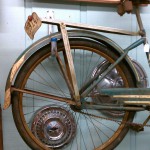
[81,38,145,98]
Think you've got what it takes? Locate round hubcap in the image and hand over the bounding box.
[44,119,64,140]
[91,59,148,117]
[30,105,76,148]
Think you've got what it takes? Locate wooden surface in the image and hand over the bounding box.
[56,0,120,4]
[55,0,150,4]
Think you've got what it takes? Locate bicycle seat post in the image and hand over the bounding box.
[135,6,146,38]
[135,5,150,65]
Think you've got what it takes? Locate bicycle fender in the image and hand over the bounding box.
[4,30,140,109]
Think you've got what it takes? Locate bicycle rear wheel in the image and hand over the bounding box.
[12,38,136,150]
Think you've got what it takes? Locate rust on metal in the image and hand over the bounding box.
[55,51,75,97]
[59,23,81,106]
[42,18,139,36]
[113,95,150,99]
[3,55,25,110]
[130,115,150,132]
[63,50,74,89]
[124,100,150,105]
[11,87,75,105]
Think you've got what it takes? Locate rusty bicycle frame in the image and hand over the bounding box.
[42,6,150,110]
[3,5,150,130]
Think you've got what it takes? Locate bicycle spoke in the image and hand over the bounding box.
[84,114,96,149]
[32,69,69,98]
[40,62,69,97]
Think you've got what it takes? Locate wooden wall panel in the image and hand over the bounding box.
[59,0,120,4]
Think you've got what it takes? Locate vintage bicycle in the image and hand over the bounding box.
[3,0,150,150]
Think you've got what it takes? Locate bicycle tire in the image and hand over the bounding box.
[12,38,136,150]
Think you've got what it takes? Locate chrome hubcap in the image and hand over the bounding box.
[30,105,76,148]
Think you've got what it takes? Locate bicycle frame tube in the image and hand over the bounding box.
[41,6,145,100]
[59,23,80,106]
[135,6,150,65]
[5,29,139,110]
[47,20,147,106]
[81,38,145,98]
[42,18,139,36]
[41,6,146,36]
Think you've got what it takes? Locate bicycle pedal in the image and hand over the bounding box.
[130,124,144,132]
